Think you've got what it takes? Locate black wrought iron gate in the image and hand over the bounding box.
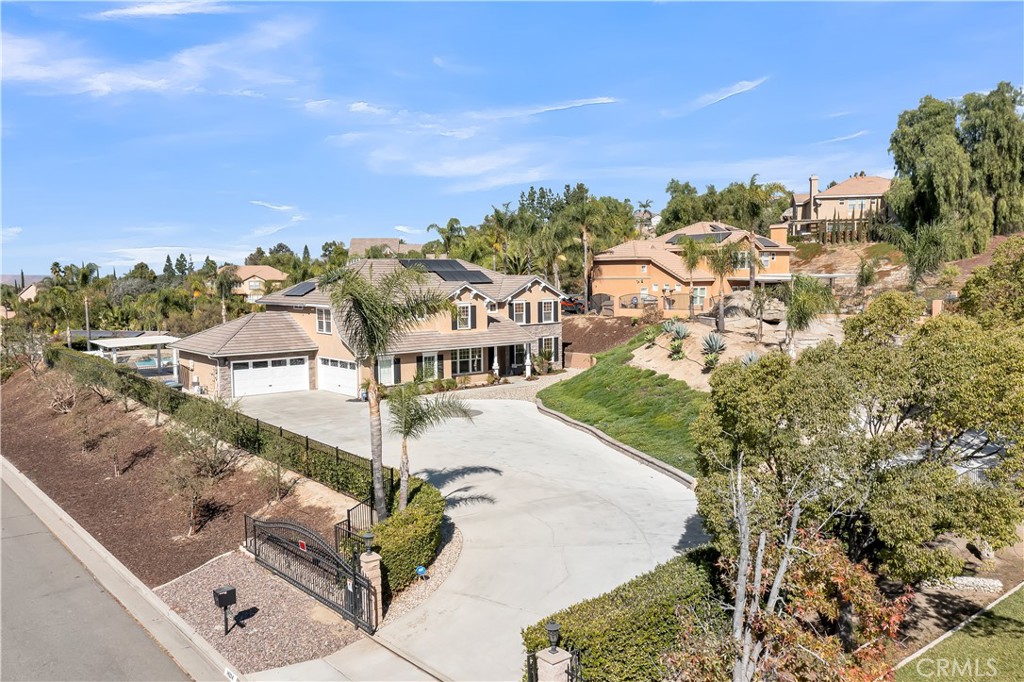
[243,515,377,633]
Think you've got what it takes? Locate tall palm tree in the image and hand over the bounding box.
[677,237,708,321]
[513,206,543,275]
[783,274,836,356]
[213,266,240,324]
[486,205,515,273]
[535,218,573,290]
[319,265,454,521]
[878,221,952,290]
[387,382,473,510]
[564,198,602,307]
[429,218,465,256]
[705,242,742,333]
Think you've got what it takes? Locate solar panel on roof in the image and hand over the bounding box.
[464,272,493,284]
[285,281,316,296]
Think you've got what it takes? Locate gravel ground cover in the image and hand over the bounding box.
[455,369,578,401]
[383,517,463,625]
[156,551,363,674]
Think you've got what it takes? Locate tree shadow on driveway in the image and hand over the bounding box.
[417,465,502,489]
[443,485,496,509]
[673,514,710,554]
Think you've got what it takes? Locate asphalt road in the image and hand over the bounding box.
[1,481,189,682]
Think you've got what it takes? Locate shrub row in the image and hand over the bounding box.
[372,479,446,601]
[521,548,718,682]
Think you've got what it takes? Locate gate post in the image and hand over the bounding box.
[536,647,571,681]
[360,551,384,629]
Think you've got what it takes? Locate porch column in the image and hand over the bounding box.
[156,344,163,373]
[525,349,532,378]
[492,346,499,377]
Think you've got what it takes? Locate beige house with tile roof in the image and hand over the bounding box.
[219,265,289,303]
[591,221,794,319]
[348,238,425,257]
[171,259,564,398]
[785,175,893,236]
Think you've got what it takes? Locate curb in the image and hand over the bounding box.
[534,398,698,489]
[2,456,243,682]
[894,579,1024,671]
[369,634,452,681]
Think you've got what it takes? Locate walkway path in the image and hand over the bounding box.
[1,481,189,682]
[239,393,702,681]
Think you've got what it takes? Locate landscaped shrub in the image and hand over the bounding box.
[640,327,658,348]
[703,353,720,371]
[372,479,445,600]
[701,332,726,355]
[668,340,684,360]
[521,548,717,682]
[669,323,691,340]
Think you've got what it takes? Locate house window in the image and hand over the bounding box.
[675,284,683,292]
[316,308,332,334]
[457,303,472,330]
[486,302,498,313]
[511,344,527,366]
[760,253,771,269]
[421,353,438,380]
[692,286,707,309]
[246,294,260,303]
[248,280,261,290]
[735,250,751,269]
[453,348,482,375]
[512,301,527,324]
[848,199,867,216]
[652,284,659,292]
[640,264,648,273]
[541,300,555,323]
[378,355,395,386]
[539,336,560,362]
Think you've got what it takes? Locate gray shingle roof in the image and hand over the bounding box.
[170,312,317,358]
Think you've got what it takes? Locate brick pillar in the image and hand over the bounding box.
[360,551,384,629]
[931,299,943,317]
[537,647,571,681]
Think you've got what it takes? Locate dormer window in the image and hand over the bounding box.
[316,308,332,334]
[457,303,472,330]
[512,300,527,324]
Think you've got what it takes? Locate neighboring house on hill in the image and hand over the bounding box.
[348,238,425,257]
[591,221,794,318]
[18,282,41,302]
[171,259,564,398]
[785,175,893,236]
[219,265,288,303]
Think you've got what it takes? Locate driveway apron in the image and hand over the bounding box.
[239,392,701,681]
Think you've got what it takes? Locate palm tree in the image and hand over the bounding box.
[535,219,573,290]
[564,198,602,308]
[513,206,542,275]
[213,266,240,324]
[319,265,454,521]
[429,218,465,256]
[677,237,707,321]
[387,382,473,510]
[878,221,952,290]
[782,274,836,356]
[704,242,742,333]
[486,205,515,273]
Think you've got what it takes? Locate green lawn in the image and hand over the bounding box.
[896,586,1024,681]
[539,333,706,474]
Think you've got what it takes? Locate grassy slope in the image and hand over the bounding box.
[538,333,706,474]
[896,587,1024,681]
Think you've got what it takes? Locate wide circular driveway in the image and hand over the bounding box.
[239,392,701,681]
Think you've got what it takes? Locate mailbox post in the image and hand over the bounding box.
[214,586,237,636]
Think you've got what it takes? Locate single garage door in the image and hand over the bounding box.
[318,357,358,396]
[232,357,309,398]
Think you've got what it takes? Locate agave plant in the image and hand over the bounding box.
[703,352,720,371]
[741,350,760,367]
[670,323,691,340]
[702,332,726,355]
[668,339,684,360]
[662,320,675,334]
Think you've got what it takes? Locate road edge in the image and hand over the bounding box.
[2,456,243,682]
[534,398,698,489]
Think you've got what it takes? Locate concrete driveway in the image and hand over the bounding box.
[239,391,702,681]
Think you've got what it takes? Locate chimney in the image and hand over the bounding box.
[809,175,819,198]
[809,175,819,219]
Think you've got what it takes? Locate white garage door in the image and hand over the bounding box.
[318,357,358,396]
[232,357,310,398]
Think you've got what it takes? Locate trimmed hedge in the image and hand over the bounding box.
[521,548,718,682]
[372,478,446,601]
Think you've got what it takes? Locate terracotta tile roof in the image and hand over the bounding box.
[348,238,425,256]
[654,221,743,243]
[218,265,288,281]
[816,175,892,198]
[387,315,537,354]
[170,312,317,358]
[594,240,715,281]
[791,192,810,205]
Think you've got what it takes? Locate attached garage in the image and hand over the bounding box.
[317,357,359,396]
[232,356,310,397]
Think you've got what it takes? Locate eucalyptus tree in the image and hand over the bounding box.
[319,265,454,521]
[387,382,473,510]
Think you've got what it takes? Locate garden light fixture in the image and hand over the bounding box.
[362,531,374,555]
[545,620,560,653]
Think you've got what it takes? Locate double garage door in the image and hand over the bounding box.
[232,357,310,398]
[318,357,358,396]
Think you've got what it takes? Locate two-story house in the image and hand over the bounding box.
[784,175,893,236]
[591,221,794,318]
[219,265,290,303]
[171,259,564,398]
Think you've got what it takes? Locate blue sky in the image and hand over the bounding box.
[2,1,1022,275]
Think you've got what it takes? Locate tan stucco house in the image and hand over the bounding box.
[591,221,794,318]
[171,259,564,398]
[348,238,425,257]
[219,265,289,303]
[784,175,893,236]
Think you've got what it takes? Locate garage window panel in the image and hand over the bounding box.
[271,359,287,367]
[252,361,269,369]
[290,358,305,366]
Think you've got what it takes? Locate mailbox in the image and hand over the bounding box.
[214,586,237,609]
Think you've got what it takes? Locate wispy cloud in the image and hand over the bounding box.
[252,214,306,237]
[326,132,369,146]
[817,130,868,144]
[826,111,852,119]
[106,244,246,267]
[303,98,332,112]
[469,97,618,121]
[250,200,294,211]
[2,227,23,242]
[448,167,551,193]
[412,148,532,178]
[349,101,390,115]
[2,20,309,97]
[692,76,768,110]
[432,56,482,75]
[93,1,235,20]
[394,225,422,234]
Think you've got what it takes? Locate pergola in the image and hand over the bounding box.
[89,335,181,381]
